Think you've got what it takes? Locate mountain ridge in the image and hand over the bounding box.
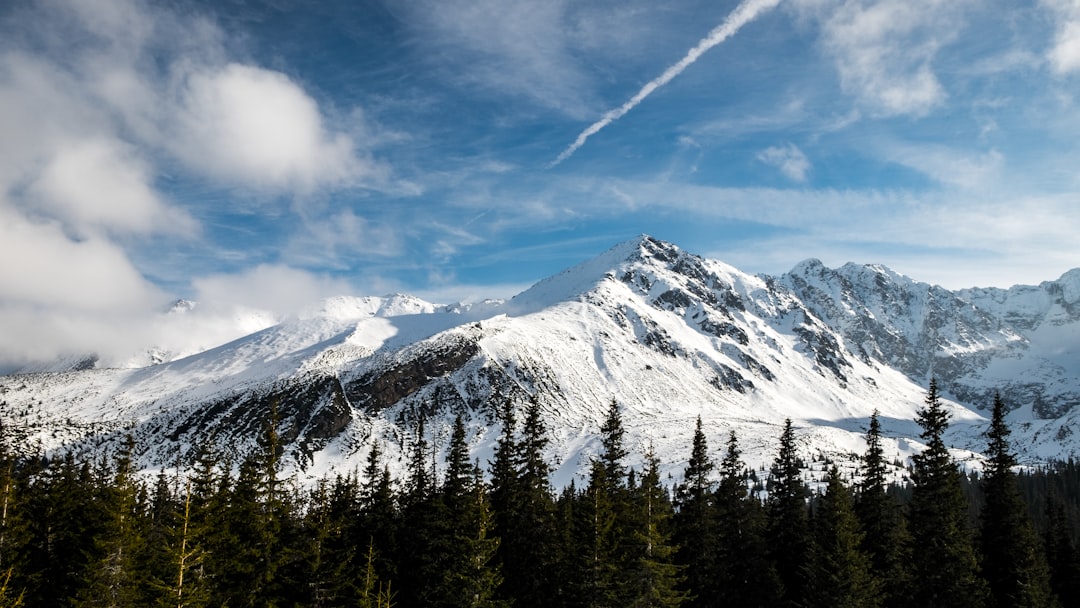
[1,235,1077,486]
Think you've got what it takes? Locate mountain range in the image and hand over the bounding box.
[2,235,1079,486]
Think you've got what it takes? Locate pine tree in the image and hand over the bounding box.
[714,431,779,606]
[767,418,811,606]
[1042,491,1080,606]
[672,417,715,606]
[627,446,687,608]
[359,441,397,589]
[584,398,632,607]
[855,410,912,608]
[495,397,557,608]
[808,465,881,608]
[395,413,443,608]
[20,454,104,604]
[980,393,1055,607]
[909,379,988,607]
[76,436,145,608]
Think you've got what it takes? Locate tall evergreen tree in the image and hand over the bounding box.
[767,418,811,606]
[395,413,441,608]
[808,465,881,608]
[855,410,912,608]
[909,378,988,607]
[358,441,397,588]
[1042,491,1080,606]
[673,417,716,606]
[75,436,145,608]
[627,446,687,608]
[980,393,1055,607]
[584,398,632,607]
[714,431,779,607]
[416,416,507,608]
[495,397,557,608]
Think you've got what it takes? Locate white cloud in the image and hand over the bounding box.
[884,144,1004,190]
[172,64,377,192]
[0,0,400,369]
[285,209,405,267]
[192,265,355,317]
[757,143,812,181]
[28,137,196,236]
[804,0,962,116]
[0,206,167,313]
[1044,0,1080,74]
[405,0,595,117]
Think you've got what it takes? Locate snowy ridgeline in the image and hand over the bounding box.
[1,235,1078,486]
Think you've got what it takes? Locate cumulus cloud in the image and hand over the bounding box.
[1044,0,1080,74]
[172,64,374,192]
[0,0,394,369]
[758,143,812,181]
[27,137,196,236]
[804,0,962,116]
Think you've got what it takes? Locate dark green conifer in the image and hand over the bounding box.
[584,398,632,607]
[673,417,715,606]
[627,446,687,608]
[808,466,881,608]
[714,431,779,606]
[980,393,1055,607]
[909,379,989,607]
[767,418,811,606]
[855,410,912,608]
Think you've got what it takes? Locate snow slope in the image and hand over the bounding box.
[1,236,1077,487]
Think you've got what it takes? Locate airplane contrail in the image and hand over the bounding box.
[549,0,783,168]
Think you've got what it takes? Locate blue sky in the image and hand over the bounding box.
[2,0,1080,366]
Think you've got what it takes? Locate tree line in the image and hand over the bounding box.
[0,379,1078,607]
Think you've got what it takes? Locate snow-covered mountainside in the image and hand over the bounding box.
[1,236,1078,486]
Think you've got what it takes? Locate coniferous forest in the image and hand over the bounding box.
[0,381,1079,607]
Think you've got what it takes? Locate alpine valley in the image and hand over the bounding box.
[3,235,1079,486]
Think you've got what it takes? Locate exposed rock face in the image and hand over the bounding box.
[2,235,1080,482]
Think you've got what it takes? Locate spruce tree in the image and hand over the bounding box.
[627,446,687,608]
[584,398,632,607]
[767,418,811,606]
[358,441,397,588]
[855,410,912,608]
[395,411,450,608]
[496,397,557,608]
[76,436,145,608]
[1042,491,1080,606]
[672,417,716,606]
[714,431,779,606]
[980,393,1054,607]
[909,379,988,607]
[808,465,881,608]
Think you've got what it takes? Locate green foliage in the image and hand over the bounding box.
[979,394,1055,607]
[855,410,912,608]
[909,379,989,608]
[672,418,715,607]
[5,391,1080,608]
[767,418,811,605]
[808,466,881,608]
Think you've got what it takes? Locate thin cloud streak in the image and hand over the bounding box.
[549,0,783,167]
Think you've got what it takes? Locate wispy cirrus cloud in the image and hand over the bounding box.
[758,143,812,181]
[1043,0,1080,74]
[800,0,966,117]
[550,0,784,166]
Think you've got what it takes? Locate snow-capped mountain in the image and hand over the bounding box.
[1,236,1077,486]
